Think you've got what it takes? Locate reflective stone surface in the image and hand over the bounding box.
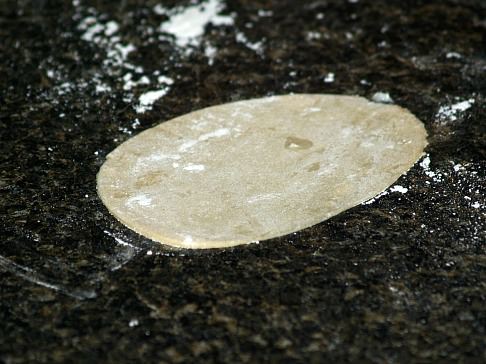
[1,0,485,362]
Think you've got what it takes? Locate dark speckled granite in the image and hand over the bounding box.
[1,0,485,363]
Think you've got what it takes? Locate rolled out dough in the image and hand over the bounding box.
[97,94,427,249]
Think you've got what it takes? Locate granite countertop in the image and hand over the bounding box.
[1,0,485,362]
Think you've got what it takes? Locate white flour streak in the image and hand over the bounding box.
[436,99,474,122]
[248,192,281,204]
[95,83,112,93]
[205,43,218,65]
[362,184,408,204]
[390,185,408,194]
[131,119,141,129]
[420,155,431,170]
[199,128,230,141]
[363,180,410,204]
[81,22,105,42]
[307,31,322,41]
[135,75,174,113]
[183,235,194,244]
[183,164,205,172]
[446,52,462,59]
[471,201,483,209]
[128,319,139,327]
[78,16,136,72]
[105,43,136,69]
[453,163,465,172]
[143,153,181,162]
[362,190,388,205]
[136,88,170,113]
[134,153,180,172]
[420,154,440,180]
[179,140,198,152]
[123,73,150,91]
[324,73,335,83]
[236,31,264,55]
[157,75,174,85]
[157,0,234,48]
[371,92,394,104]
[257,9,273,17]
[76,7,175,114]
[126,194,153,207]
[104,21,119,36]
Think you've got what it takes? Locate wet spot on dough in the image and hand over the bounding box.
[285,136,314,150]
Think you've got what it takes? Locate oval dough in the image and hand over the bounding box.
[97,94,427,249]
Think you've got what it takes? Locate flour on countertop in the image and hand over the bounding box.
[51,0,270,115]
[68,3,176,114]
[436,98,475,123]
[371,92,394,104]
[156,0,234,49]
[390,185,408,194]
[257,9,273,17]
[420,156,484,215]
[123,74,150,91]
[128,319,139,327]
[204,43,218,65]
[136,86,173,114]
[156,0,264,60]
[324,73,335,83]
[77,15,136,73]
[362,183,409,205]
[362,153,485,228]
[446,52,462,59]
[307,31,322,41]
[235,32,265,55]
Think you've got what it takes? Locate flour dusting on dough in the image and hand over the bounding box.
[98,94,428,249]
[183,164,205,172]
[126,194,152,207]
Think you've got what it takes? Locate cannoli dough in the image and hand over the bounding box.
[97,94,427,249]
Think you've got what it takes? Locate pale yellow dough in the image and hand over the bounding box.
[97,94,427,249]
